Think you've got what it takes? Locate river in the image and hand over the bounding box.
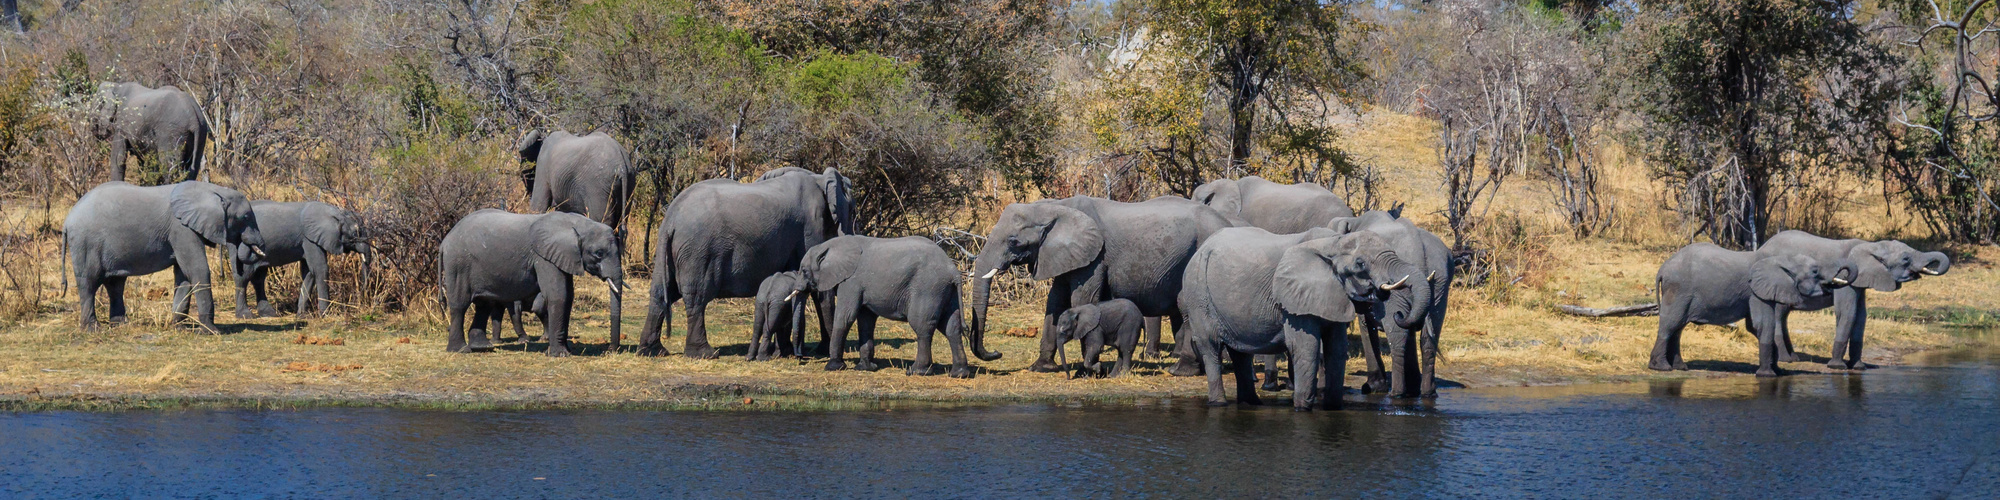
[3,346,1997,498]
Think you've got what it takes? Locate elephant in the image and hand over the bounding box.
[748,271,810,361]
[1324,210,1452,397]
[638,166,853,358]
[1193,176,1358,391]
[63,181,265,331]
[1651,244,1848,376]
[1051,298,1145,378]
[1754,230,1951,369]
[438,210,622,356]
[797,235,985,378]
[969,195,1233,375]
[1179,227,1413,410]
[93,82,209,185]
[516,130,638,233]
[1192,176,1354,233]
[229,201,372,318]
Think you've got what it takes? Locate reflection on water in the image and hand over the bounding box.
[3,345,1998,497]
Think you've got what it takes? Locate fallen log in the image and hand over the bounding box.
[1558,303,1659,317]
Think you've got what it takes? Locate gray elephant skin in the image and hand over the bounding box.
[64,181,265,331]
[638,167,853,358]
[230,201,372,318]
[798,235,988,378]
[1325,210,1452,397]
[969,195,1232,375]
[1052,298,1145,378]
[748,271,811,361]
[1651,244,1847,376]
[1193,176,1354,233]
[1753,230,1950,369]
[94,82,209,185]
[517,130,637,232]
[438,210,622,356]
[1179,227,1411,410]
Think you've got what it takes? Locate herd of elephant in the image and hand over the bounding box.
[59,82,1956,411]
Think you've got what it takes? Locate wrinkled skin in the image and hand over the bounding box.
[1179,228,1409,411]
[1052,299,1145,378]
[969,196,1232,376]
[1194,176,1358,391]
[230,201,372,318]
[799,236,984,378]
[748,271,810,361]
[639,167,853,359]
[1652,244,1843,376]
[1754,231,1951,369]
[93,82,209,185]
[513,130,637,346]
[438,210,622,357]
[1324,210,1452,398]
[64,181,265,332]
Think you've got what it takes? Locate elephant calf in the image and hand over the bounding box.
[799,235,994,378]
[232,201,372,318]
[749,271,811,361]
[1653,243,1848,377]
[65,181,265,331]
[1052,299,1144,378]
[439,210,623,356]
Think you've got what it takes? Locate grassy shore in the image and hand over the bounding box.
[1,110,1992,411]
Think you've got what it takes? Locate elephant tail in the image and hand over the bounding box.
[59,230,69,298]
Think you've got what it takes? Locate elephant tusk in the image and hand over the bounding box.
[785,290,800,302]
[1427,270,1437,281]
[1829,277,1850,286]
[980,268,999,279]
[1920,267,1944,276]
[250,245,266,257]
[604,280,620,295]
[1381,275,1410,291]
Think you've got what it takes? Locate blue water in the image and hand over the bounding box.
[4,347,1997,498]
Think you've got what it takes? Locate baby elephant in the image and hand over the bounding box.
[232,201,372,318]
[1052,299,1144,378]
[749,271,811,361]
[800,235,997,378]
[439,210,623,357]
[1653,243,1848,377]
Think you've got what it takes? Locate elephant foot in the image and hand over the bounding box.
[546,342,573,358]
[948,365,974,379]
[107,316,128,326]
[1291,406,1313,412]
[1420,390,1438,398]
[1826,360,1850,370]
[1260,377,1289,392]
[905,363,933,376]
[1167,358,1202,377]
[683,343,719,360]
[1205,399,1231,407]
[853,360,879,372]
[824,360,847,371]
[259,306,279,318]
[1139,349,1166,361]
[1648,359,1675,372]
[1363,379,1391,395]
[468,337,495,352]
[234,307,254,319]
[1776,353,1801,363]
[635,343,668,357]
[1754,367,1780,378]
[1673,361,1689,371]
[1026,359,1060,373]
[1237,394,1264,406]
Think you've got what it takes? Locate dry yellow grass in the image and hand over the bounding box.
[0,109,1989,410]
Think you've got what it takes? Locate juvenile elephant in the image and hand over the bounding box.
[64,181,265,331]
[798,236,982,378]
[969,196,1233,375]
[1652,244,1846,376]
[1754,231,1950,369]
[93,82,209,185]
[439,210,622,356]
[1192,176,1354,233]
[1051,299,1145,378]
[230,201,372,318]
[639,167,853,358]
[516,130,637,232]
[748,271,810,361]
[1179,228,1411,410]
[1324,210,1452,397]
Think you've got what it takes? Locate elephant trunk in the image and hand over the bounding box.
[1396,261,1430,330]
[789,293,808,357]
[355,243,375,289]
[968,251,1006,362]
[1919,251,1952,276]
[605,277,623,349]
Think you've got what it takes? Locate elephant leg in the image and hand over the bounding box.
[1847,291,1868,369]
[1168,313,1201,377]
[172,248,218,332]
[1750,302,1780,377]
[540,274,575,358]
[1321,320,1348,411]
[1026,285,1073,373]
[1140,316,1164,360]
[1360,313,1390,394]
[1197,339,1228,406]
[108,140,127,182]
[446,296,471,353]
[76,273,101,330]
[169,266,193,328]
[943,309,972,379]
[468,301,496,351]
[1387,324,1416,398]
[1111,326,1138,378]
[233,266,254,319]
[1650,300,1687,371]
[1420,314,1442,398]
[1228,349,1263,406]
[1282,317,1322,411]
[810,291,833,358]
[313,259,333,317]
[638,290,672,357]
[1830,289,1867,370]
[103,276,128,326]
[682,298,718,360]
[854,313,879,372]
[1773,304,1798,363]
[1258,353,1288,392]
[823,299,858,371]
[249,268,274,318]
[906,315,936,376]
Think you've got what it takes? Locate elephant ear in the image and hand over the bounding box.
[1273,239,1356,322]
[821,168,854,235]
[531,214,589,276]
[302,203,344,255]
[169,183,228,244]
[802,239,863,289]
[756,166,810,182]
[1847,243,1899,292]
[1194,179,1241,214]
[1325,217,1358,235]
[516,130,545,163]
[1749,256,1806,305]
[1032,205,1104,281]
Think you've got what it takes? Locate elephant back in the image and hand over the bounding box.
[1183,228,1296,338]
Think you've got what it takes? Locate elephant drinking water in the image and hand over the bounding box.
[1753,231,1950,369]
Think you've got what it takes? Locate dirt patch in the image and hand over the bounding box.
[293,335,345,346]
[281,362,363,373]
[1001,326,1038,338]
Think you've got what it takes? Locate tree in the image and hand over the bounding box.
[1618,0,1898,248]
[1887,0,2000,242]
